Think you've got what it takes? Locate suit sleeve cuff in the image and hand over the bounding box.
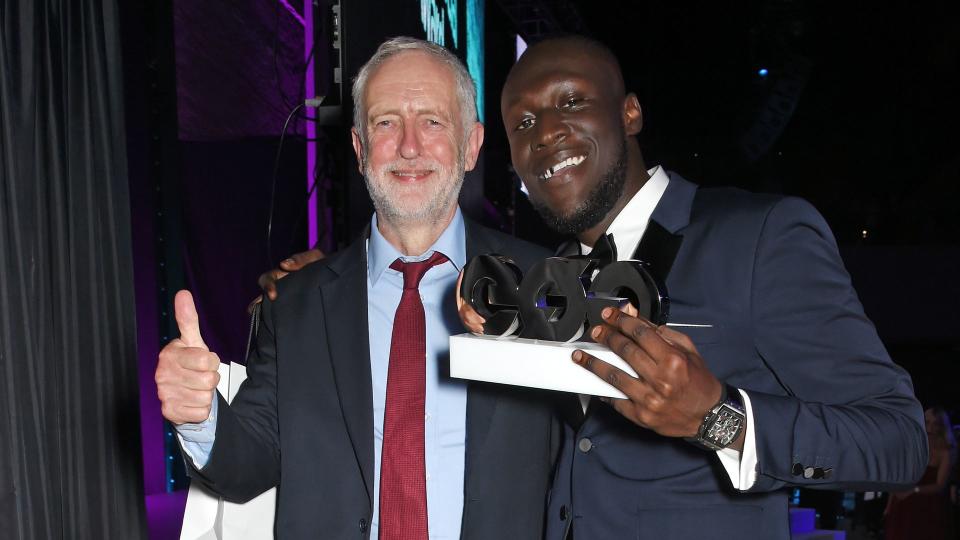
[174,392,219,470]
[715,389,758,490]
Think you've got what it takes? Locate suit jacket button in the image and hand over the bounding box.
[803,467,815,479]
[823,468,833,479]
[359,518,368,533]
[813,467,824,479]
[578,437,593,453]
[792,463,803,476]
[560,505,569,521]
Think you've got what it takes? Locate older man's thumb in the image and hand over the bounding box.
[174,290,208,350]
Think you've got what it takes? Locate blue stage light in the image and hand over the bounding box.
[758,68,769,77]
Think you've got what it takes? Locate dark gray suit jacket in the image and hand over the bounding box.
[189,219,560,539]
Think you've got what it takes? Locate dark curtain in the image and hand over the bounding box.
[0,1,147,538]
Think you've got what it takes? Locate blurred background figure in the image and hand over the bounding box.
[884,406,957,539]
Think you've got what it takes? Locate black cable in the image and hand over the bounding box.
[266,101,308,266]
[286,137,335,253]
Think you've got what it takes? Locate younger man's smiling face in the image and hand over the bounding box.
[501,38,641,234]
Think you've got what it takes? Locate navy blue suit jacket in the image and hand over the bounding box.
[188,220,560,539]
[546,173,927,539]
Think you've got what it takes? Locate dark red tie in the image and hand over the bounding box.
[379,252,448,540]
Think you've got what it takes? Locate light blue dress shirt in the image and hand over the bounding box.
[177,209,469,539]
[366,209,467,539]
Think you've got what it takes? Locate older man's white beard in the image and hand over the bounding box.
[364,157,466,225]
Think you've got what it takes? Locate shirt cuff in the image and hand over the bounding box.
[715,389,758,490]
[174,393,218,470]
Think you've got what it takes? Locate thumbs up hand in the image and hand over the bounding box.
[155,290,221,424]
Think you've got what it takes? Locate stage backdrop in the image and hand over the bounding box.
[0,0,147,538]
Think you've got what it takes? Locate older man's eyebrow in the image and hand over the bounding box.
[367,105,399,118]
[416,108,454,122]
[368,105,453,122]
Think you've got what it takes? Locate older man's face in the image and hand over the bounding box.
[352,51,483,226]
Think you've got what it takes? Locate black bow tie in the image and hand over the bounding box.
[586,233,617,267]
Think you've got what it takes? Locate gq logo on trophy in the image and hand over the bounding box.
[458,254,669,342]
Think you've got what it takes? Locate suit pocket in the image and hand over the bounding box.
[636,505,765,540]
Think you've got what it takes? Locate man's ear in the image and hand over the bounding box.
[623,93,643,136]
[350,127,365,173]
[462,122,485,172]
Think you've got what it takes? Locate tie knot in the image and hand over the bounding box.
[390,252,449,290]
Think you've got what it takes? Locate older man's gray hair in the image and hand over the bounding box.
[351,36,478,147]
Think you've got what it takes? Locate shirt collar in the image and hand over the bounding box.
[581,165,670,260]
[367,207,466,284]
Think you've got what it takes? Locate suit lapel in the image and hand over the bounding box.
[631,220,682,289]
[319,237,375,505]
[634,171,697,286]
[461,221,500,502]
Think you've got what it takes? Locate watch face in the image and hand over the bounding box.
[705,406,744,447]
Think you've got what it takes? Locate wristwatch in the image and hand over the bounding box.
[687,384,746,451]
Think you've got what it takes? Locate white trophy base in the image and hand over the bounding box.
[449,333,638,399]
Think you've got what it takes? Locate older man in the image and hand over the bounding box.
[155,37,557,539]
[495,36,927,539]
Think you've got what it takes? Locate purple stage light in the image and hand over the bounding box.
[279,0,306,26]
[304,0,319,249]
